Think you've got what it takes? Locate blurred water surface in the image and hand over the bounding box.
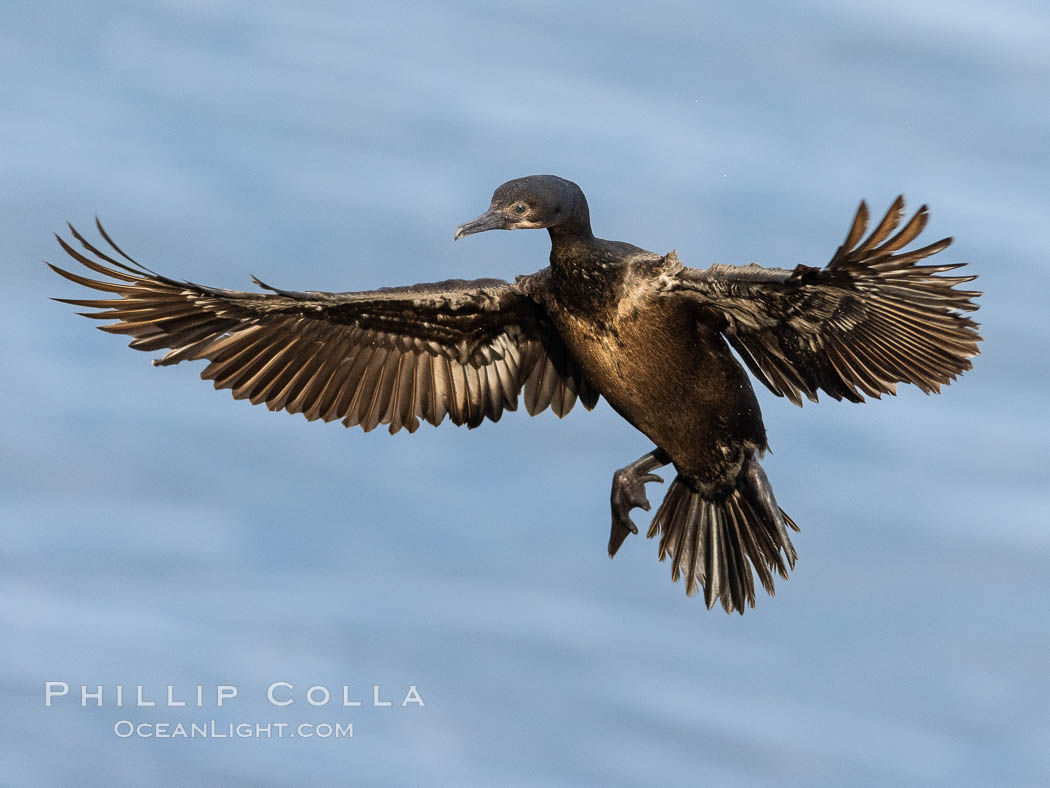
[2,1,1048,785]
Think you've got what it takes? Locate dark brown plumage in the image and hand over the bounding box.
[48,175,981,613]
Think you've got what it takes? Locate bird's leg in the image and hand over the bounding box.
[609,448,669,557]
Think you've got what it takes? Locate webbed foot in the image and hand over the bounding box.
[609,449,668,557]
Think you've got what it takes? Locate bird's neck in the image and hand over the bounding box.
[548,226,605,287]
[547,208,596,270]
[547,223,622,315]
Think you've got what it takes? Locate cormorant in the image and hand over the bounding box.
[49,175,981,613]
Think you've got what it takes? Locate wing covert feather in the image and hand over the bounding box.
[50,222,599,433]
[670,198,981,405]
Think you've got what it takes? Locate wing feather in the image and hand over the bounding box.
[672,197,981,404]
[50,225,601,434]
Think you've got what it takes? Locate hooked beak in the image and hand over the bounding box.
[454,208,506,240]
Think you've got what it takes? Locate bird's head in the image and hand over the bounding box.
[454,175,591,240]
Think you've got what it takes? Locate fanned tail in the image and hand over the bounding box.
[648,454,798,614]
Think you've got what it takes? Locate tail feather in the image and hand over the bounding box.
[648,455,798,614]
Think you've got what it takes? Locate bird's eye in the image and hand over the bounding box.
[514,203,527,214]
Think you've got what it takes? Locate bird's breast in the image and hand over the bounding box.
[548,288,766,470]
[550,290,683,419]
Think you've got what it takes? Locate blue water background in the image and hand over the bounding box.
[1,1,1047,785]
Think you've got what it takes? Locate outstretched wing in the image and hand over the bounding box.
[49,221,599,433]
[670,197,981,405]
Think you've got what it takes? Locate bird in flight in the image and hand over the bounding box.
[49,175,981,613]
